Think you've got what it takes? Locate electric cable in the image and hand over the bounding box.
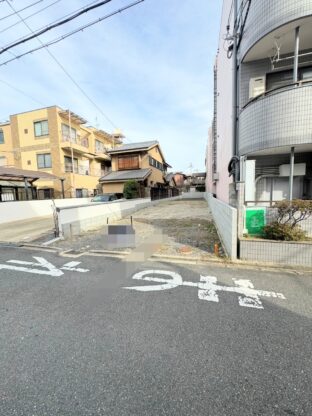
[0,0,62,34]
[0,0,113,55]
[0,0,145,67]
[4,0,118,130]
[0,0,44,21]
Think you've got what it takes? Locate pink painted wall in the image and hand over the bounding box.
[207,0,234,204]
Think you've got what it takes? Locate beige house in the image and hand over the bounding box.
[99,141,171,196]
[0,106,121,199]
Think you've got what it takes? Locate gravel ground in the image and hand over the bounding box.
[55,200,222,257]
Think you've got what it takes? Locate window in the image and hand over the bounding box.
[149,156,163,171]
[118,154,139,170]
[37,153,52,169]
[0,129,4,144]
[34,120,49,137]
[64,156,78,173]
[61,123,77,142]
[95,139,105,153]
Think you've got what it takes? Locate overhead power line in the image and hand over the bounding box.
[0,78,46,106]
[0,0,45,21]
[3,0,119,130]
[0,0,113,56]
[0,0,63,34]
[0,0,145,67]
[1,0,101,37]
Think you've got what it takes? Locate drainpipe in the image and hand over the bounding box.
[293,27,300,82]
[232,0,238,176]
[289,147,295,201]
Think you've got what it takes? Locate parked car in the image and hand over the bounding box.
[91,194,119,202]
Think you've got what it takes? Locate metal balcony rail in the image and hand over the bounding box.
[64,164,102,176]
[62,134,89,148]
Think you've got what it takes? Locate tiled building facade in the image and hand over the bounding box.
[206,0,312,206]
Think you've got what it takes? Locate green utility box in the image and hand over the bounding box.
[245,207,266,236]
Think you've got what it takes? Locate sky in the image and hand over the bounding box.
[0,0,222,173]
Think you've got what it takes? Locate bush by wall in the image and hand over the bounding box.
[123,180,140,199]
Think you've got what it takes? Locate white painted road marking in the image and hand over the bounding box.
[124,270,286,309]
[0,256,89,277]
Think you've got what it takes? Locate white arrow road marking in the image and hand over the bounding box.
[124,270,286,309]
[2,256,63,277]
[0,257,90,277]
[61,261,89,273]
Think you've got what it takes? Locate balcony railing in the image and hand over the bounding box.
[64,164,103,176]
[242,78,312,111]
[62,135,89,148]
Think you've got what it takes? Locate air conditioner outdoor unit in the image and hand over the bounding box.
[249,76,265,99]
[279,163,306,177]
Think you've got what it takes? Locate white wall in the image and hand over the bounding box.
[205,192,238,259]
[0,198,92,224]
[58,198,152,237]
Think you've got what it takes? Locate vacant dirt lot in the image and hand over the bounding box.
[55,199,221,257]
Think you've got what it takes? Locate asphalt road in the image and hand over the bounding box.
[0,246,311,416]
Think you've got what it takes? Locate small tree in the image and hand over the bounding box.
[123,180,140,199]
[263,199,312,241]
[273,199,312,228]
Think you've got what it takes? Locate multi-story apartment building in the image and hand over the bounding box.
[206,0,312,208]
[0,106,121,199]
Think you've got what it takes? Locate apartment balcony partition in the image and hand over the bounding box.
[239,81,312,155]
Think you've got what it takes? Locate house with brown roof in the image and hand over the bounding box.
[99,140,171,196]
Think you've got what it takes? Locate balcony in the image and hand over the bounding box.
[64,164,103,177]
[240,0,312,61]
[61,135,90,154]
[239,81,312,156]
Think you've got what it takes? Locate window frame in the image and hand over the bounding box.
[0,129,4,144]
[34,120,49,138]
[64,156,78,173]
[37,153,52,169]
[61,123,77,142]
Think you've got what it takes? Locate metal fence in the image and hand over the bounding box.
[150,187,180,201]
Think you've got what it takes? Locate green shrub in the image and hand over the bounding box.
[195,185,206,192]
[123,180,140,199]
[263,222,307,241]
[273,199,312,228]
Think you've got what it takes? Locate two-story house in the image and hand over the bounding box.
[0,106,121,199]
[99,140,171,196]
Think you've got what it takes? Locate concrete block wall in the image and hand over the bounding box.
[0,198,92,224]
[58,198,152,238]
[240,239,312,267]
[205,193,238,259]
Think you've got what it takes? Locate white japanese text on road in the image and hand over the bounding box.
[124,270,286,309]
[0,256,89,277]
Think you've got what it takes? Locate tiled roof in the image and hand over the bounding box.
[108,140,158,153]
[100,168,152,182]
